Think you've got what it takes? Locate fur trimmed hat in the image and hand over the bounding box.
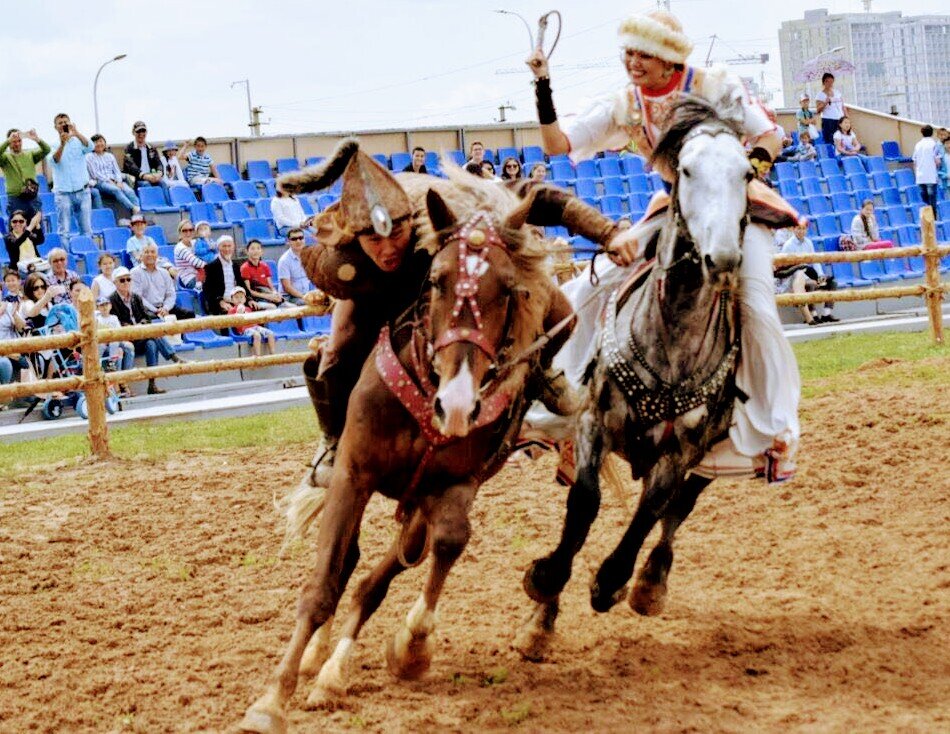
[277,138,411,236]
[618,10,693,65]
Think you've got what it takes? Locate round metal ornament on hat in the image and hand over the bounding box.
[358,161,393,237]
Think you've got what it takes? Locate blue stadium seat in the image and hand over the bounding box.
[837,212,856,233]
[424,151,439,170]
[299,197,314,216]
[201,182,229,204]
[444,150,465,166]
[826,176,848,194]
[222,200,252,223]
[175,289,199,314]
[302,315,332,336]
[264,179,277,198]
[246,160,272,182]
[937,200,950,222]
[574,179,598,198]
[69,235,98,256]
[777,180,799,199]
[626,175,650,194]
[276,158,300,174]
[255,199,273,220]
[390,152,411,171]
[522,146,544,164]
[869,171,891,192]
[831,192,854,212]
[139,186,178,213]
[268,318,308,340]
[774,162,798,182]
[371,153,390,169]
[90,208,116,232]
[815,214,840,237]
[239,218,283,246]
[799,177,823,198]
[806,195,831,215]
[157,245,175,264]
[183,329,233,348]
[897,225,920,245]
[904,256,926,277]
[845,171,874,194]
[317,193,338,211]
[231,180,260,202]
[83,251,105,275]
[304,156,325,167]
[885,206,909,226]
[818,158,840,178]
[817,143,836,159]
[903,186,924,206]
[865,156,887,175]
[786,196,806,215]
[217,163,240,183]
[880,187,902,207]
[602,176,626,196]
[102,227,131,253]
[840,157,865,176]
[893,169,916,190]
[550,160,575,181]
[169,186,198,209]
[188,202,229,231]
[621,156,645,177]
[146,225,167,247]
[883,257,915,279]
[858,259,900,283]
[797,160,819,179]
[881,140,911,163]
[830,261,871,287]
[600,195,624,217]
[497,147,519,164]
[35,173,49,192]
[597,158,622,178]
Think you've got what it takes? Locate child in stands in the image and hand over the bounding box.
[228,286,276,357]
[785,131,817,163]
[192,221,218,265]
[239,239,285,310]
[95,295,135,396]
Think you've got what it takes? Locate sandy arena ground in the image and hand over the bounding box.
[1,357,948,733]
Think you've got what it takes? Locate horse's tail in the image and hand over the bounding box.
[275,479,327,547]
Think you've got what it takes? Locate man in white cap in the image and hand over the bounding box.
[525,9,800,481]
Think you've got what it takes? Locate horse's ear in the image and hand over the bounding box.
[503,185,542,232]
[426,188,456,234]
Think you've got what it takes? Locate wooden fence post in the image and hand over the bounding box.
[920,206,944,345]
[77,290,111,458]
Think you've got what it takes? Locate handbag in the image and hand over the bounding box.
[21,178,39,201]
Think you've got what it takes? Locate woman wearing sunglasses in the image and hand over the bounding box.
[4,209,45,275]
[500,156,523,181]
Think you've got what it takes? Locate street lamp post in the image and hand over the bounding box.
[93,54,127,133]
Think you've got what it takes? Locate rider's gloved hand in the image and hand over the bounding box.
[525,49,549,79]
[604,223,639,267]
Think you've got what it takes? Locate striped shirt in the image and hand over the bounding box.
[184,151,213,182]
[86,151,123,183]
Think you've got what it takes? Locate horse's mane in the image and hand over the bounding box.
[650,95,744,175]
[398,164,553,363]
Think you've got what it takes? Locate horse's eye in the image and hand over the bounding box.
[682,168,691,178]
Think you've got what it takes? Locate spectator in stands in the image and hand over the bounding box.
[777,223,838,325]
[109,265,184,394]
[784,131,817,163]
[173,222,205,290]
[464,161,485,177]
[240,239,284,309]
[403,146,428,174]
[913,125,940,210]
[795,94,817,140]
[46,248,78,304]
[2,128,50,220]
[271,182,314,237]
[160,140,189,188]
[833,117,866,158]
[48,113,93,242]
[95,295,135,396]
[939,138,950,193]
[749,148,773,188]
[21,272,65,328]
[0,271,29,387]
[849,199,892,250]
[86,134,140,214]
[815,73,845,145]
[125,214,177,278]
[277,228,312,305]
[179,137,223,186]
[201,235,247,315]
[500,157,523,180]
[91,252,118,301]
[132,242,194,321]
[467,141,485,165]
[529,163,548,182]
[228,286,276,357]
[192,221,217,264]
[481,160,498,180]
[122,121,165,190]
[4,209,45,275]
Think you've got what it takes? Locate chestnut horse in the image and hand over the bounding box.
[240,174,561,733]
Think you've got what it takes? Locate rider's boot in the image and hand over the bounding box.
[301,353,348,489]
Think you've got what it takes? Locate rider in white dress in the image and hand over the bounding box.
[526,9,800,481]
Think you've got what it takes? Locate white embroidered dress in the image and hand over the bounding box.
[538,65,800,480]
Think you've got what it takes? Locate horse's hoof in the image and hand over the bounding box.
[630,578,667,616]
[513,625,552,662]
[523,557,568,604]
[386,628,432,680]
[590,581,627,614]
[303,682,346,711]
[237,704,287,734]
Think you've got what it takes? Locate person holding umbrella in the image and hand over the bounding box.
[815,73,845,146]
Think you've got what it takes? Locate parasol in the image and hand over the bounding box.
[795,55,856,83]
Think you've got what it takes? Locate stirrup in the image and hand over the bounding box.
[305,438,338,489]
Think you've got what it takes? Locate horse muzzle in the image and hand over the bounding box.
[433,361,481,438]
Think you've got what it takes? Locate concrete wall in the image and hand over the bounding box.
[776,104,931,156]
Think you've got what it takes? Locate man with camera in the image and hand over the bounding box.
[1,128,51,220]
[48,113,93,243]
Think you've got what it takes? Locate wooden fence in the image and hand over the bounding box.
[0,209,946,458]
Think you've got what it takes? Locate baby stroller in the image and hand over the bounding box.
[24,303,121,420]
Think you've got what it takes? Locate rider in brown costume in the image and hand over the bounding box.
[278,140,626,488]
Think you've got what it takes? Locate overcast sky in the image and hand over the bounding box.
[1,0,944,146]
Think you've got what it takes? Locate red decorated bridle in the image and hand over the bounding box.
[430,210,507,362]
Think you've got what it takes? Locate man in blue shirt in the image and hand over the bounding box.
[47,113,93,243]
[778,223,839,325]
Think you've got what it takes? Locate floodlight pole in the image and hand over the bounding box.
[93,54,127,134]
[232,79,262,137]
